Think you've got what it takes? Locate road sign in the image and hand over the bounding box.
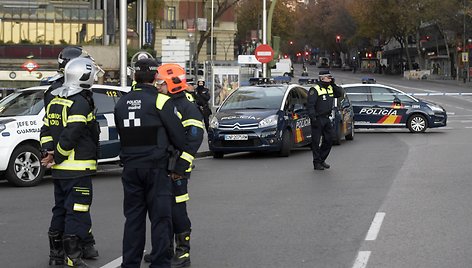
[254,44,274,63]
[21,61,39,73]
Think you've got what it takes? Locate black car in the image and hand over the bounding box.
[208,82,312,158]
[343,83,447,133]
[299,78,355,145]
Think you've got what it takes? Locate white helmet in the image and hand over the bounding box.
[52,57,97,97]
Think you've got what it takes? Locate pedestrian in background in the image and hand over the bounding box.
[143,64,204,267]
[40,57,100,267]
[307,70,344,170]
[114,59,187,268]
[194,78,212,131]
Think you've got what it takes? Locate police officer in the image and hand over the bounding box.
[194,78,212,131]
[307,70,344,170]
[143,64,204,267]
[114,59,187,268]
[40,57,100,267]
[43,46,100,266]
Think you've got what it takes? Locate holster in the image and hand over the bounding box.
[167,145,181,171]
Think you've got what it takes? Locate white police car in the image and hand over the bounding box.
[0,85,128,187]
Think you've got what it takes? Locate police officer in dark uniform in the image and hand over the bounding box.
[40,57,100,267]
[307,70,344,170]
[43,46,100,266]
[114,59,187,268]
[143,64,204,267]
[194,78,212,131]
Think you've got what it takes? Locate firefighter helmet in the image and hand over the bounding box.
[57,46,89,71]
[156,64,188,94]
[63,57,97,90]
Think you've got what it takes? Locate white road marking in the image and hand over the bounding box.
[100,256,122,268]
[352,251,371,268]
[365,212,385,241]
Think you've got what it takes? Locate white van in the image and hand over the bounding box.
[270,59,294,77]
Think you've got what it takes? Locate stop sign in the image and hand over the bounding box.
[254,44,274,63]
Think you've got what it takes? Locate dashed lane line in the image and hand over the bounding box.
[100,256,122,268]
[352,251,371,268]
[365,212,386,241]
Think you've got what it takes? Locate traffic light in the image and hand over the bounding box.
[289,40,294,45]
[367,52,373,58]
[336,35,341,43]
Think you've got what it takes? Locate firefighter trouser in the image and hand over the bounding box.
[49,176,93,240]
[121,167,173,268]
[310,115,335,164]
[172,177,191,234]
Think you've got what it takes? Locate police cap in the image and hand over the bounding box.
[318,70,332,77]
[134,58,159,73]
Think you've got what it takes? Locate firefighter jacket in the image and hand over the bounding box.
[307,81,344,119]
[40,90,99,179]
[113,83,187,173]
[171,91,205,175]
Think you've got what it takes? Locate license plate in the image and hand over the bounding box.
[224,134,248,141]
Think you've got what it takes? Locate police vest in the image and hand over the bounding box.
[314,84,334,97]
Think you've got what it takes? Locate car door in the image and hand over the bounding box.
[91,87,124,160]
[369,86,409,126]
[344,85,373,126]
[284,87,311,145]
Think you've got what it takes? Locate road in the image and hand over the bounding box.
[2,68,472,267]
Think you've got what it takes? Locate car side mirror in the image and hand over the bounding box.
[393,96,401,105]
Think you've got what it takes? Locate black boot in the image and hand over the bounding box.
[171,231,191,268]
[314,162,325,170]
[81,233,99,259]
[48,231,64,266]
[63,235,90,267]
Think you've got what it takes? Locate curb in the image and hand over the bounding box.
[196,151,213,158]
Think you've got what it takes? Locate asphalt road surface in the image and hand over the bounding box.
[2,69,472,267]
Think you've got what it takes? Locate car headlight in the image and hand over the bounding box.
[210,116,219,129]
[427,104,444,113]
[259,115,278,128]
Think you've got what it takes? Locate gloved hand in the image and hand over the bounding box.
[170,172,184,181]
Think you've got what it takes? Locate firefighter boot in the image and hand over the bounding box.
[63,235,91,267]
[171,231,191,268]
[81,233,99,259]
[48,230,64,266]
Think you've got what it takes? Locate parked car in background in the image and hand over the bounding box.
[270,58,294,77]
[343,82,447,133]
[0,85,128,186]
[208,79,311,158]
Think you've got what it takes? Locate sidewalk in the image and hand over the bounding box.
[196,130,211,158]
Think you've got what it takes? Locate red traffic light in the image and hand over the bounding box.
[336,35,341,43]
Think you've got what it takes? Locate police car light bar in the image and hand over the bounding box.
[272,76,291,84]
[361,77,376,84]
[298,78,318,85]
[249,77,274,85]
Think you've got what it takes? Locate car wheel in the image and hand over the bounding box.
[407,114,428,133]
[5,145,45,187]
[345,122,354,140]
[279,130,292,157]
[213,152,224,159]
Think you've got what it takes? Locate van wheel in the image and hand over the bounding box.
[279,130,292,157]
[5,145,45,187]
[408,114,428,133]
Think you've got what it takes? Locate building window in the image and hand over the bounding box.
[207,37,216,55]
[166,6,176,29]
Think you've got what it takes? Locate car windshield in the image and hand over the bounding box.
[219,86,286,111]
[0,90,44,117]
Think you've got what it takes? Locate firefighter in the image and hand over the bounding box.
[307,70,344,170]
[143,64,204,267]
[43,46,101,265]
[40,57,101,267]
[114,59,187,268]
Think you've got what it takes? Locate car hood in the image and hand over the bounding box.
[0,117,16,124]
[216,109,279,124]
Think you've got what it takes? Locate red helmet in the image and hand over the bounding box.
[156,64,188,94]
